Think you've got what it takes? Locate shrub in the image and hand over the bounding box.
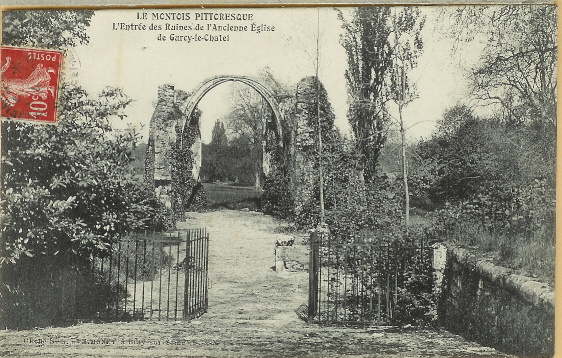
[261,150,294,218]
[392,268,438,326]
[0,257,116,329]
[426,179,555,283]
[109,238,174,281]
[0,85,175,329]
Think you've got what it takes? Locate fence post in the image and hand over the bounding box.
[308,231,319,324]
[183,230,190,320]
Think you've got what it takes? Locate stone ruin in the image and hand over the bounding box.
[144,76,333,218]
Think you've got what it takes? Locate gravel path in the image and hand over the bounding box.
[0,210,509,357]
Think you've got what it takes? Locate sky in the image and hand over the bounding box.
[73,7,484,144]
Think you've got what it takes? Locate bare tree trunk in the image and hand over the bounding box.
[254,162,261,189]
[399,105,410,235]
[254,138,261,189]
[316,10,325,224]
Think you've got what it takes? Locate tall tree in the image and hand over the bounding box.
[202,120,230,182]
[225,69,288,189]
[338,7,393,183]
[447,5,557,126]
[388,7,425,233]
[210,118,228,147]
[442,5,557,185]
[227,85,271,188]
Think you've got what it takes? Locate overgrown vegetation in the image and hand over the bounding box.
[0,10,174,329]
[292,5,555,326]
[411,108,556,283]
[406,5,557,283]
[173,112,206,214]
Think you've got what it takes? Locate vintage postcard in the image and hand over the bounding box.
[0,5,557,358]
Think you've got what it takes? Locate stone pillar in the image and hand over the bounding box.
[293,78,317,217]
[145,84,178,207]
[432,243,448,295]
[190,137,201,180]
[153,84,177,183]
[274,245,288,272]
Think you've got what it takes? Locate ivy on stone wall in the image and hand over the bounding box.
[261,144,293,218]
[261,95,295,218]
[171,108,206,219]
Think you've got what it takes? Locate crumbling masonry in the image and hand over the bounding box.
[144,76,330,217]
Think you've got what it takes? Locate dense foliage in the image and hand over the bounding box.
[2,10,94,50]
[325,5,556,325]
[338,7,393,183]
[408,104,555,282]
[261,145,294,218]
[200,120,255,184]
[1,10,173,328]
[172,111,206,214]
[0,84,175,327]
[387,5,556,282]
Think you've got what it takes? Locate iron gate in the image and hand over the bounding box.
[308,230,434,325]
[183,228,209,320]
[93,228,209,321]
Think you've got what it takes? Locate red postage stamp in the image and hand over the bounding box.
[1,46,63,124]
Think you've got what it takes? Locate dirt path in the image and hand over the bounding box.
[179,210,308,323]
[0,210,509,357]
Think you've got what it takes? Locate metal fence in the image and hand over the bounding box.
[93,228,209,322]
[183,228,209,320]
[308,230,434,325]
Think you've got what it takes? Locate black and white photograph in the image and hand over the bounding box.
[0,5,557,357]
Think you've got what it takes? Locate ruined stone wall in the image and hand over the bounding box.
[293,84,315,217]
[439,246,554,356]
[260,97,295,217]
[149,85,177,183]
[145,84,200,212]
[146,77,329,218]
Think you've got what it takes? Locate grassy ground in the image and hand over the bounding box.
[410,208,554,286]
[202,183,261,211]
[439,221,555,286]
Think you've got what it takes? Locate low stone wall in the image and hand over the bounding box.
[438,245,554,356]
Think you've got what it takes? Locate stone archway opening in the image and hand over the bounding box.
[181,76,284,187]
[145,76,284,215]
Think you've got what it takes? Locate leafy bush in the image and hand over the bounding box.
[295,148,437,326]
[0,85,175,328]
[1,85,174,266]
[0,258,117,329]
[110,239,174,281]
[409,104,555,284]
[425,179,555,283]
[294,172,404,242]
[393,268,438,326]
[317,227,437,326]
[261,148,294,218]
